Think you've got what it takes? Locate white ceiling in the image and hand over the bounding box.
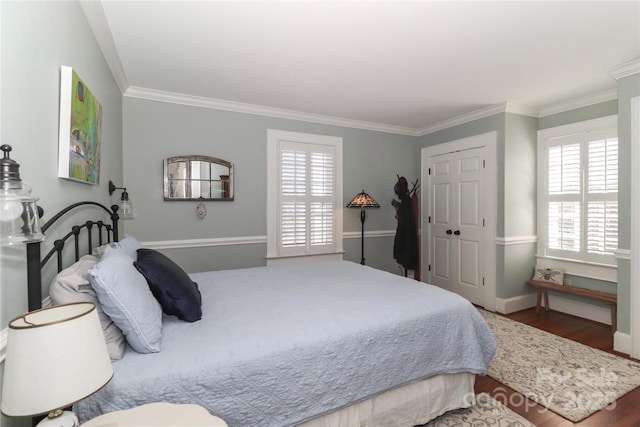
[85,1,640,135]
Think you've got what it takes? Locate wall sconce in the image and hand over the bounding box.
[109,180,134,219]
[347,189,380,265]
[0,144,45,244]
[1,302,113,427]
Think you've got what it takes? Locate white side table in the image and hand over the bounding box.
[81,402,228,426]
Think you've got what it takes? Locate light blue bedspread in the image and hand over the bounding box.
[76,261,495,426]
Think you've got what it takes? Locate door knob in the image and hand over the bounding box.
[446,229,453,235]
[454,230,461,235]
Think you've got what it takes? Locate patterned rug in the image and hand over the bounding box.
[423,393,535,427]
[479,309,640,422]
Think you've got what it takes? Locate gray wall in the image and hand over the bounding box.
[0,2,123,426]
[122,97,418,274]
[0,3,637,426]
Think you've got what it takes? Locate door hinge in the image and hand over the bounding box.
[482,277,485,286]
[483,159,486,168]
[428,216,431,223]
[428,167,431,175]
[483,218,485,227]
[428,264,431,272]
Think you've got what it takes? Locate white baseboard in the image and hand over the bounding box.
[494,293,537,314]
[614,331,631,355]
[546,293,612,325]
[495,293,612,324]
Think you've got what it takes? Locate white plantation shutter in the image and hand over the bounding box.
[547,141,581,252]
[586,136,618,256]
[548,201,580,252]
[280,149,306,248]
[310,152,334,246]
[540,118,617,266]
[277,141,336,256]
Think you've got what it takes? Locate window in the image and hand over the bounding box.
[537,116,618,275]
[267,130,343,263]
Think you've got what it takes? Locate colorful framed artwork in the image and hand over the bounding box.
[58,66,102,185]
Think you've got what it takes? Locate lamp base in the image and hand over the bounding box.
[37,410,79,427]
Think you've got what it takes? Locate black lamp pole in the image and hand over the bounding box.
[359,207,366,265]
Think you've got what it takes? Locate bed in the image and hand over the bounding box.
[26,201,496,427]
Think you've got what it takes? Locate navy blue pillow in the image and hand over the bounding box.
[134,248,202,322]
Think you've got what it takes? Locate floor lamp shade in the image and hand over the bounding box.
[1,302,113,418]
[346,190,380,209]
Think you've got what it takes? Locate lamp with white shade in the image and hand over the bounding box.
[1,302,113,427]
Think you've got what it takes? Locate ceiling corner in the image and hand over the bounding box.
[80,0,129,94]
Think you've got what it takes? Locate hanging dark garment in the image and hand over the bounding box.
[393,194,418,270]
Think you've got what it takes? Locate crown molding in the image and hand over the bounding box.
[417,104,506,136]
[505,103,540,118]
[608,59,640,80]
[121,85,622,137]
[417,102,539,136]
[124,86,419,136]
[538,89,618,117]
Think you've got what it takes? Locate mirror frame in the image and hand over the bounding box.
[163,155,234,201]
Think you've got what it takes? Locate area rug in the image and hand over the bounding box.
[422,393,535,427]
[479,309,640,422]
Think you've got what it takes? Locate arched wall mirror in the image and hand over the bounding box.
[164,155,234,201]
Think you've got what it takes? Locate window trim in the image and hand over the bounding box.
[266,129,343,263]
[536,115,618,282]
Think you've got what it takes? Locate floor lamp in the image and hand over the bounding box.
[347,190,380,265]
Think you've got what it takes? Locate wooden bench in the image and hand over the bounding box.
[527,280,617,334]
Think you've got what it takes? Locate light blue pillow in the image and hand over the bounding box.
[114,235,143,260]
[88,245,162,353]
[92,235,143,260]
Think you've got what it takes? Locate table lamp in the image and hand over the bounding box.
[1,302,113,426]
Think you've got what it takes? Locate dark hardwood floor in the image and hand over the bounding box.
[474,308,640,427]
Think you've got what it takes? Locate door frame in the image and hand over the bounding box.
[420,132,497,311]
[630,96,639,359]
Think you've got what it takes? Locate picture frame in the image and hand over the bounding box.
[533,265,565,284]
[58,66,102,185]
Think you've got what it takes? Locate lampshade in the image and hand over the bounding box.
[0,144,45,244]
[1,302,113,418]
[347,190,380,208]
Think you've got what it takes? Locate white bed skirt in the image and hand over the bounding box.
[298,373,476,427]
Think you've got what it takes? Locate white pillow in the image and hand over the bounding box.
[92,235,143,260]
[88,245,162,353]
[49,255,126,360]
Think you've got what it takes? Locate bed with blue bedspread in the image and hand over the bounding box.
[71,259,495,426]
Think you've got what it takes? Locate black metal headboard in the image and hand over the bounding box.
[25,201,120,311]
